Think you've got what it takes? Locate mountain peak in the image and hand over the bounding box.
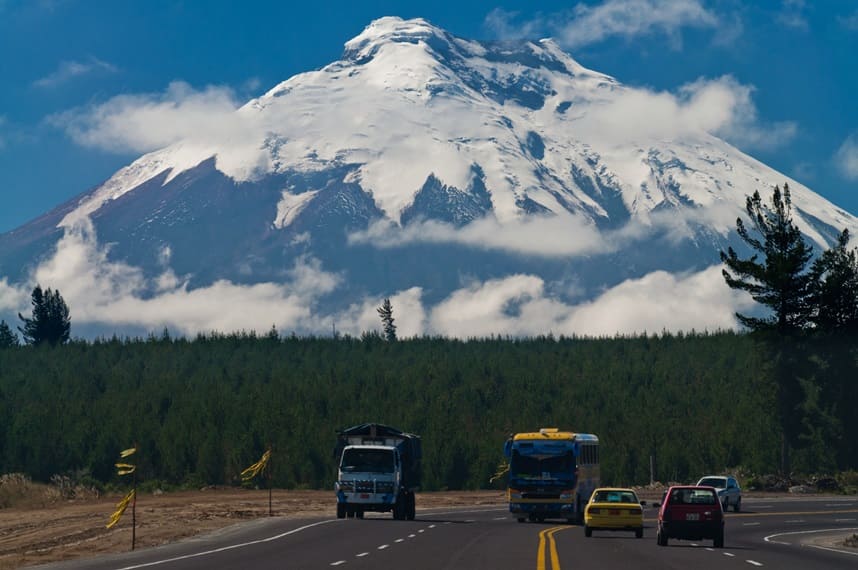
[343,17,452,62]
[2,16,855,339]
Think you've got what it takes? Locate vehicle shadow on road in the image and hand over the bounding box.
[663,542,754,551]
[355,518,478,524]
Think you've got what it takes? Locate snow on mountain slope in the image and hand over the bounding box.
[1,16,856,338]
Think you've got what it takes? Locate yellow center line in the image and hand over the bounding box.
[537,526,571,570]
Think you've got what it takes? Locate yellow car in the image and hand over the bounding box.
[584,487,644,538]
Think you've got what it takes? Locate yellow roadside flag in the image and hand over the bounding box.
[489,461,509,483]
[106,489,136,529]
[241,449,271,481]
[115,463,136,476]
[120,447,137,458]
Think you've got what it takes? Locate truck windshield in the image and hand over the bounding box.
[341,449,394,473]
[510,452,574,480]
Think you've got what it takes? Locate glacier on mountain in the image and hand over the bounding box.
[0,16,855,337]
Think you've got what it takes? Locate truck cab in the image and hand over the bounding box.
[334,424,420,520]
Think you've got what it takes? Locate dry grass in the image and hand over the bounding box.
[0,480,505,570]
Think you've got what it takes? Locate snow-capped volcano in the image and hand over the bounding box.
[1,17,855,337]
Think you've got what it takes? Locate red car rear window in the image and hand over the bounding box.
[668,489,716,505]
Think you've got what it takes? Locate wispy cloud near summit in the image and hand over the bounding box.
[485,0,718,49]
[33,57,117,88]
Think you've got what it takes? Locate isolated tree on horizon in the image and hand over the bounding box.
[0,319,18,348]
[18,285,71,346]
[377,298,397,342]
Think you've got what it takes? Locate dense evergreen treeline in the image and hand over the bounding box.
[0,332,853,491]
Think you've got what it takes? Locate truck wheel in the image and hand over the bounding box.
[336,503,345,519]
[347,509,354,519]
[393,496,404,520]
[406,493,416,520]
[356,510,364,519]
[733,499,741,513]
[584,526,592,537]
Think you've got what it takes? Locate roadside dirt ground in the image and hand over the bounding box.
[0,489,506,569]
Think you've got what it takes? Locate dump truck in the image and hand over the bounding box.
[334,423,421,520]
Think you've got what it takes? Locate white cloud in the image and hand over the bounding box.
[349,214,608,258]
[835,134,858,181]
[34,57,117,88]
[47,81,243,154]
[557,265,749,335]
[483,8,546,40]
[0,215,752,338]
[575,75,796,151]
[776,0,809,30]
[349,198,737,259]
[0,219,341,336]
[839,10,858,30]
[426,265,750,337]
[486,0,719,49]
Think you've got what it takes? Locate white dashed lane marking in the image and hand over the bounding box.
[746,560,763,567]
[330,561,346,567]
[724,552,735,557]
[356,553,369,558]
[377,544,389,550]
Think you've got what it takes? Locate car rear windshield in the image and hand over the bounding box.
[669,489,716,505]
[593,490,637,504]
[698,477,727,487]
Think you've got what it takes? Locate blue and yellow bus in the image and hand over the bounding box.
[504,428,600,523]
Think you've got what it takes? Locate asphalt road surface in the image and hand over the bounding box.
[35,496,858,569]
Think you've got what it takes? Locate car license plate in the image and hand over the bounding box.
[686,513,700,521]
[360,494,369,499]
[609,509,620,515]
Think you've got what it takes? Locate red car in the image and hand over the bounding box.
[657,485,724,548]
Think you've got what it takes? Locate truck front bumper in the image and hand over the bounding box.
[509,500,575,515]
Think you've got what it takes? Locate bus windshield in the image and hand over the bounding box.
[510,451,574,480]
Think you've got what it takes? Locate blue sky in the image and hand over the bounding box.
[1,0,856,234]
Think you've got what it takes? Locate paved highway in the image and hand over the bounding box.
[35,497,858,569]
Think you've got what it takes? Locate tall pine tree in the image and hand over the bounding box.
[0,319,18,348]
[720,184,815,334]
[809,229,858,333]
[720,184,814,475]
[18,285,71,346]
[377,298,397,342]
